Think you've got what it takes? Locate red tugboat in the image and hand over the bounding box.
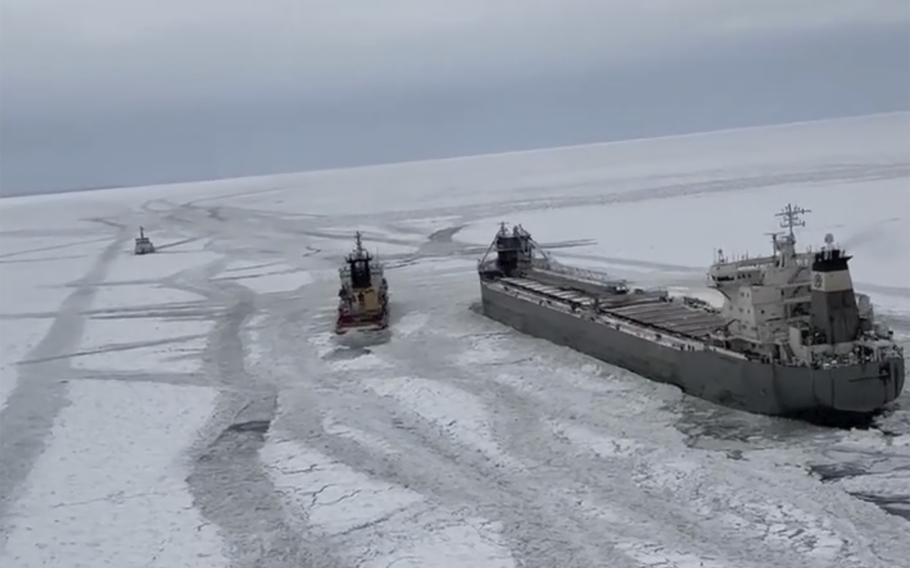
[335,232,389,334]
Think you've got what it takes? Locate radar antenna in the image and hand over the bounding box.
[775,203,810,239]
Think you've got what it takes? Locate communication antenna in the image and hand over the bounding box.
[775,203,810,239]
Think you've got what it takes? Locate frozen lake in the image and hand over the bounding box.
[1,112,909,567]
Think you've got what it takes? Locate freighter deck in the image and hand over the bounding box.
[609,302,724,337]
[499,276,725,339]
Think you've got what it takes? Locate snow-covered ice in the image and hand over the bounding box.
[367,376,516,466]
[214,260,313,294]
[261,436,515,567]
[0,380,225,568]
[0,319,50,411]
[1,113,909,567]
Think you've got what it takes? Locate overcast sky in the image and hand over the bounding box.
[2,1,909,196]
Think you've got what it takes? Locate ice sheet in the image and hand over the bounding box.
[260,435,515,567]
[0,380,226,568]
[1,113,908,567]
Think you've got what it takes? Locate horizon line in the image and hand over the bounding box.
[2,109,907,201]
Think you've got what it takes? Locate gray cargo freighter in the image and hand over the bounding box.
[477,205,905,417]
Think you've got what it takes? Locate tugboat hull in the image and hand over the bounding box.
[335,309,389,335]
[134,242,155,255]
[480,282,905,416]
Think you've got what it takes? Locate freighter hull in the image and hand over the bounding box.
[480,282,905,416]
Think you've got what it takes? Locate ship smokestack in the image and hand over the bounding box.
[810,234,859,344]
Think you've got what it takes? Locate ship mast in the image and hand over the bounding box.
[776,203,810,240]
[769,203,809,267]
[349,230,371,261]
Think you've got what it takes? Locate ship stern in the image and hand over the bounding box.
[818,355,906,414]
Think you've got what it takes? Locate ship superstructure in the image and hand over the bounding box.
[477,208,904,416]
[335,232,389,334]
[706,205,898,373]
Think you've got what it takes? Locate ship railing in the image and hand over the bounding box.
[793,343,903,369]
[539,260,624,286]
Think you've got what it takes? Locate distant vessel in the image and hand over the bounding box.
[477,206,905,417]
[134,226,155,255]
[335,232,390,334]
